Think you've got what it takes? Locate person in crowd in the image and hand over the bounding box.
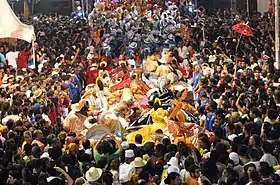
[0,1,279,185]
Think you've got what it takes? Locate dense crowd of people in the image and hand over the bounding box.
[0,0,280,185]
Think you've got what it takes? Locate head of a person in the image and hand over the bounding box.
[135,134,143,145]
[155,144,166,158]
[46,134,55,146]
[249,134,261,147]
[259,162,274,179]
[262,141,274,154]
[125,149,135,164]
[198,136,211,151]
[33,130,43,141]
[23,131,32,144]
[244,163,256,177]
[82,140,91,150]
[101,171,113,185]
[164,172,181,185]
[194,64,201,73]
[248,148,262,161]
[267,108,279,120]
[96,156,108,169]
[97,140,111,154]
[130,157,147,173]
[189,164,201,179]
[74,177,86,185]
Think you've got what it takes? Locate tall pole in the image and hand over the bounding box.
[23,0,29,19]
[247,0,250,17]
[275,0,280,69]
[81,0,84,17]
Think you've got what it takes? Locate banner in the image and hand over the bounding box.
[0,0,35,43]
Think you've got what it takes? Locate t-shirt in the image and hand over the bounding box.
[17,51,29,69]
[94,149,121,162]
[31,139,45,151]
[0,53,5,67]
[6,51,19,68]
[260,153,278,167]
[185,177,199,185]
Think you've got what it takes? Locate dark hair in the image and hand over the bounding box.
[135,134,143,144]
[155,144,167,157]
[164,172,179,184]
[24,143,33,155]
[96,156,107,169]
[249,171,259,181]
[98,140,111,154]
[262,141,274,154]
[188,164,200,174]
[83,140,91,149]
[166,144,177,153]
[267,109,279,120]
[162,138,171,146]
[101,171,113,185]
[138,170,150,182]
[251,134,261,146]
[259,162,274,177]
[184,156,195,171]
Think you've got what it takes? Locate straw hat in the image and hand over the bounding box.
[34,89,43,99]
[84,116,98,129]
[86,124,110,140]
[70,99,86,112]
[85,167,102,182]
[16,75,24,82]
[130,157,147,168]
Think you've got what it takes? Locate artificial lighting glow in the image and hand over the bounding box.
[188,6,193,13]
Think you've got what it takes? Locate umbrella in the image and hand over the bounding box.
[232,23,253,37]
[232,23,253,78]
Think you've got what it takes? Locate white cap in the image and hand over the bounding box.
[121,141,129,150]
[229,152,239,165]
[125,149,134,158]
[40,152,50,159]
[228,134,238,142]
[167,157,179,167]
[167,166,180,174]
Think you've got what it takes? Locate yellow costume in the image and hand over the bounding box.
[126,108,168,143]
[145,55,159,72]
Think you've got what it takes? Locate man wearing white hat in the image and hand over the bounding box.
[84,167,103,185]
[119,149,136,184]
[160,157,180,185]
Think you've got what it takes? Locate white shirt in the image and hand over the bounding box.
[42,113,52,125]
[260,153,278,167]
[245,161,260,171]
[6,51,19,68]
[178,46,188,59]
[119,163,135,183]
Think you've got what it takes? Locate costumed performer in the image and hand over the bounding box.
[126,98,169,143]
[63,99,88,136]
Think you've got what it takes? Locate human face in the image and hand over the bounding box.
[25,136,32,144]
[247,166,256,174]
[193,169,201,179]
[194,65,201,73]
[171,176,182,185]
[249,136,255,146]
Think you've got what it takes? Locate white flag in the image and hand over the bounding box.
[0,0,36,43]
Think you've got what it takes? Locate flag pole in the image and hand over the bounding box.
[275,0,280,70]
[32,40,36,69]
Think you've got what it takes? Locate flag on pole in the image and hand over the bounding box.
[24,0,29,19]
[0,0,35,43]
